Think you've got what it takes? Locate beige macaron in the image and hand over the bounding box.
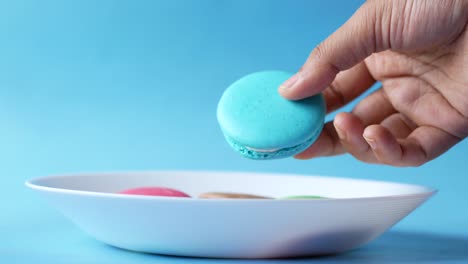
[198,192,271,199]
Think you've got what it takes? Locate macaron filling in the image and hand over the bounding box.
[244,147,281,153]
[223,124,322,159]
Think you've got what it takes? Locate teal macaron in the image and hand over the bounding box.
[217,71,326,160]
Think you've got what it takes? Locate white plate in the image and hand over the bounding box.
[26,171,435,258]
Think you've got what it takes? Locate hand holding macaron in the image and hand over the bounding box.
[279,0,468,166]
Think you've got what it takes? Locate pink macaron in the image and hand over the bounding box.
[119,187,191,198]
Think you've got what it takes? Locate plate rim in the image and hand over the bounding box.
[25,170,438,202]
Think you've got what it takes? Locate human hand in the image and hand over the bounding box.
[279,0,468,166]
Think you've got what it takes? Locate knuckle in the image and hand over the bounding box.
[347,146,375,163]
[406,160,426,167]
[402,156,427,167]
[374,154,400,166]
[380,156,424,167]
[327,82,347,108]
[351,152,370,163]
[313,43,329,62]
[454,117,468,138]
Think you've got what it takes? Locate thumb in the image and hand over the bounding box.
[279,0,387,100]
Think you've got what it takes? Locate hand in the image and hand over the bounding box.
[279,0,468,166]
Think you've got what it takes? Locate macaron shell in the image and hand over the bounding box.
[119,187,191,198]
[224,128,319,159]
[217,71,325,150]
[198,192,272,199]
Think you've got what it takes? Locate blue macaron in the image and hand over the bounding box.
[217,71,326,160]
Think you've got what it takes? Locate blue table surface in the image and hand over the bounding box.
[1,1,467,263]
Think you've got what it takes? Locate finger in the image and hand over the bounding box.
[296,87,394,160]
[279,0,387,100]
[294,122,344,159]
[297,88,397,161]
[363,125,461,167]
[323,62,376,113]
[383,77,468,139]
[333,112,377,163]
[363,125,405,165]
[380,113,417,139]
[352,88,397,126]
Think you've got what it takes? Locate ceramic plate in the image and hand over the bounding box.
[26,171,436,258]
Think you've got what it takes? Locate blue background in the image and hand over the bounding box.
[1,0,467,263]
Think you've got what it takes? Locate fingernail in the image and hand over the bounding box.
[279,73,300,91]
[364,136,377,149]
